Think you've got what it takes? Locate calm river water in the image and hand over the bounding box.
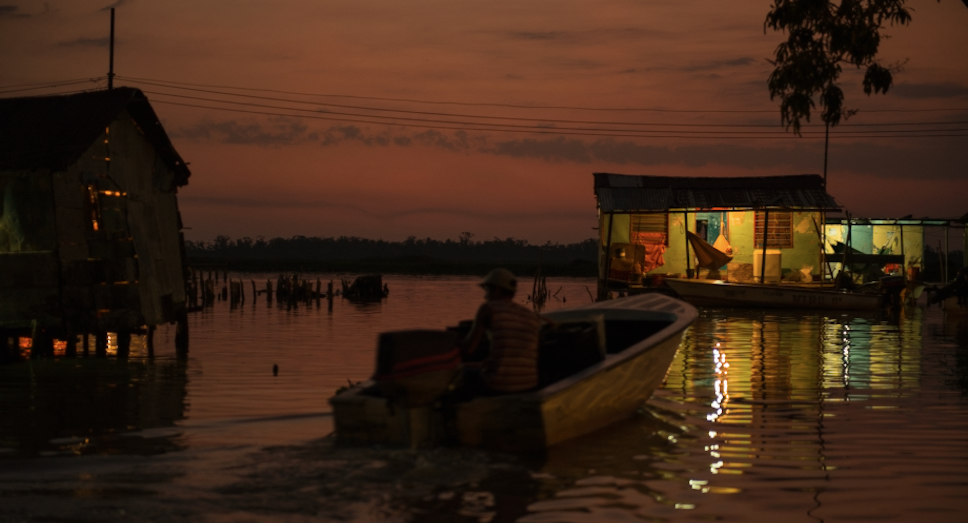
[2,274,967,522]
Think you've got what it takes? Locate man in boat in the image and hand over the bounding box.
[461,268,546,394]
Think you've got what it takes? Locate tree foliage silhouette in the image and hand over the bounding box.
[764,0,930,134]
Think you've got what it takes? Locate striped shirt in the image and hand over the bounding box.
[480,300,541,392]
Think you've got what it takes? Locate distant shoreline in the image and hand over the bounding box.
[185,257,598,277]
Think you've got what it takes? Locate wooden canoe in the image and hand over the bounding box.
[328,293,697,452]
[664,278,882,310]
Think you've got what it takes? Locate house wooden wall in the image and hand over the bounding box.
[0,109,186,334]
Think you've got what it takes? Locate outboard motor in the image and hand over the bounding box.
[372,330,461,407]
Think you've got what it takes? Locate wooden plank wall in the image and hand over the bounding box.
[2,111,188,333]
[51,111,186,332]
[105,112,186,326]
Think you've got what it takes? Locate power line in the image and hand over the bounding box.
[4,76,965,138]
[152,99,968,139]
[130,78,968,130]
[133,80,783,128]
[0,87,105,98]
[119,74,779,113]
[0,78,105,95]
[0,77,104,89]
[121,75,968,115]
[144,90,968,136]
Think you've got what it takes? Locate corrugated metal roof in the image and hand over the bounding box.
[0,88,190,186]
[594,173,840,212]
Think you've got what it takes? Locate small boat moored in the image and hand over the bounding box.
[664,278,882,310]
[329,293,697,452]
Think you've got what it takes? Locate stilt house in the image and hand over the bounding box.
[0,88,190,352]
[593,173,840,296]
[824,217,968,284]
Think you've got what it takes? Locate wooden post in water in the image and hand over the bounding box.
[266,279,273,304]
[761,209,770,284]
[684,211,692,279]
[602,213,615,300]
[116,331,131,359]
[146,325,155,358]
[30,322,51,359]
[841,215,853,284]
[65,329,77,358]
[193,272,199,307]
[328,280,334,312]
[944,223,949,285]
[899,220,905,275]
[175,308,189,358]
[95,331,107,358]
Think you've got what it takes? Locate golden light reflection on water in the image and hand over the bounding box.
[534,304,967,522]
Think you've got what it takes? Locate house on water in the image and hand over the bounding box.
[0,87,191,358]
[824,216,967,285]
[593,173,841,297]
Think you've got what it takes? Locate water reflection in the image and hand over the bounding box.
[0,357,187,457]
[526,306,968,522]
[2,277,967,522]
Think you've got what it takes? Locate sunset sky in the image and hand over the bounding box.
[2,0,967,243]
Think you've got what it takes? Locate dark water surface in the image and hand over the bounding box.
[1,274,967,522]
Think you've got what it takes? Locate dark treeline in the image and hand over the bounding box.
[185,234,600,276]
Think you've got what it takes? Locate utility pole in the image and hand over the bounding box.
[108,8,115,90]
[822,123,829,189]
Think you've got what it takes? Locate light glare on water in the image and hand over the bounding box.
[1,274,966,522]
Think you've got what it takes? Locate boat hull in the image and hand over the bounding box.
[329,293,697,451]
[454,328,685,451]
[665,278,881,310]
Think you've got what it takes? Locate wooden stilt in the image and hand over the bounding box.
[66,330,77,358]
[147,325,155,358]
[95,331,107,358]
[685,211,692,279]
[601,213,615,300]
[175,308,189,358]
[761,209,770,284]
[116,331,131,359]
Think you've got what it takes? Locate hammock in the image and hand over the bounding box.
[687,231,733,270]
[631,231,667,273]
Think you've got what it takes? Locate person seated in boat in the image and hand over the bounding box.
[461,268,547,395]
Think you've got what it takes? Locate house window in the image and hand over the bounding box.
[631,214,668,245]
[755,211,794,248]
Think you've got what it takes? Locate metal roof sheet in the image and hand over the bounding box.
[594,172,839,212]
[0,88,190,186]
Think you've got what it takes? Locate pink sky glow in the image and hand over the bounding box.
[2,0,966,243]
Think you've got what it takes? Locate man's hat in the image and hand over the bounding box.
[480,268,517,293]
